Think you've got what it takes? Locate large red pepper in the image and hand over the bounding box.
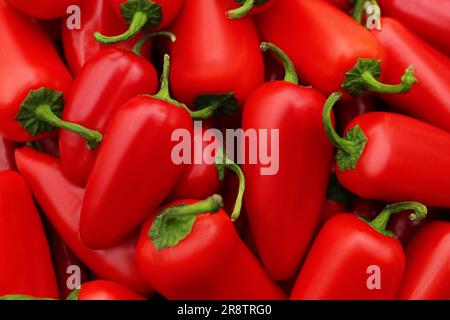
[0,137,17,171]
[60,34,164,186]
[370,17,450,133]
[4,0,78,19]
[227,0,276,19]
[0,170,58,298]
[62,0,151,75]
[377,0,450,56]
[324,92,450,208]
[290,202,427,300]
[0,2,72,142]
[398,221,450,300]
[136,195,285,300]
[15,147,152,295]
[168,0,264,108]
[94,0,184,44]
[242,43,334,280]
[256,0,416,100]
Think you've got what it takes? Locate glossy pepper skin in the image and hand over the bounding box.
[15,147,152,295]
[324,93,450,208]
[0,137,17,171]
[60,47,158,186]
[291,202,427,300]
[136,196,286,300]
[4,0,78,19]
[398,221,450,300]
[370,18,450,133]
[255,0,384,100]
[62,0,150,75]
[0,171,58,299]
[80,55,192,249]
[72,280,145,300]
[242,43,334,280]
[0,2,72,142]
[169,0,264,108]
[378,0,450,56]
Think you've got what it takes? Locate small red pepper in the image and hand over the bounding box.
[0,137,17,171]
[324,92,450,208]
[242,43,334,280]
[255,0,416,100]
[398,221,450,300]
[69,280,146,300]
[4,0,78,19]
[378,0,450,56]
[290,202,427,300]
[0,2,72,142]
[0,170,58,298]
[168,0,264,108]
[136,195,286,300]
[226,0,276,19]
[60,33,166,186]
[15,147,152,296]
[370,17,450,133]
[94,0,184,44]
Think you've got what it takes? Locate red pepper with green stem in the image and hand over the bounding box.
[4,0,78,19]
[80,54,232,249]
[227,0,276,19]
[168,0,264,109]
[62,0,151,75]
[290,202,427,300]
[377,0,450,56]
[324,92,450,208]
[0,137,17,171]
[255,0,416,100]
[136,195,285,300]
[398,221,450,300]
[0,170,58,299]
[15,147,152,295]
[60,32,168,186]
[94,0,184,44]
[368,17,450,133]
[242,43,334,281]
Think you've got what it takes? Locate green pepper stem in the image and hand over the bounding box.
[94,11,148,44]
[227,0,254,19]
[132,31,176,55]
[360,66,417,94]
[186,94,232,120]
[152,54,184,108]
[161,195,224,220]
[353,0,366,23]
[34,105,102,150]
[370,202,427,236]
[260,42,299,85]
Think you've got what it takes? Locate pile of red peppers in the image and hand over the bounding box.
[0,0,448,301]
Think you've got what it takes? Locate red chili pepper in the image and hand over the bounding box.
[256,0,416,100]
[335,96,377,135]
[94,0,184,44]
[369,17,450,133]
[70,280,146,300]
[242,43,334,280]
[136,195,286,300]
[62,0,152,75]
[0,2,72,142]
[15,147,152,295]
[0,170,58,298]
[0,137,17,171]
[168,0,264,108]
[60,33,165,186]
[398,221,450,300]
[226,0,276,19]
[46,224,89,299]
[324,92,450,208]
[4,0,78,19]
[378,0,450,56]
[290,202,427,300]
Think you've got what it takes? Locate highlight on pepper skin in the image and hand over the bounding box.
[0,0,449,308]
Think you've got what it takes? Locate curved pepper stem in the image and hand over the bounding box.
[369,202,427,237]
[260,42,299,85]
[94,0,162,44]
[342,58,417,97]
[149,195,224,251]
[227,0,255,19]
[353,0,379,24]
[132,31,176,56]
[215,148,245,221]
[323,92,368,171]
[16,87,103,150]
